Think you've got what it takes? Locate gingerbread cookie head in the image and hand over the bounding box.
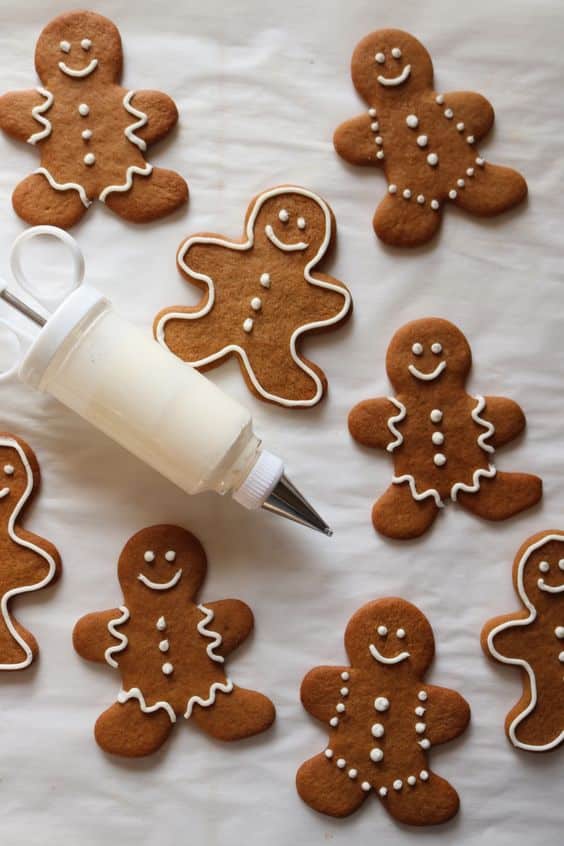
[345,598,435,675]
[516,532,564,613]
[118,525,206,607]
[351,29,433,105]
[385,318,472,393]
[35,11,122,86]
[247,186,332,263]
[0,434,39,523]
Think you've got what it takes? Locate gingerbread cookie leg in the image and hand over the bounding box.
[506,693,555,751]
[13,173,89,229]
[0,616,39,667]
[191,685,275,741]
[372,483,441,540]
[456,471,542,521]
[296,753,367,818]
[384,771,460,826]
[373,194,443,248]
[454,164,527,217]
[95,700,173,758]
[103,167,188,223]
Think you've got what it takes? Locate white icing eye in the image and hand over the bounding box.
[375,52,386,64]
[538,560,550,573]
[411,342,423,356]
[144,550,155,563]
[3,464,14,476]
[431,342,443,355]
[391,47,402,59]
[559,559,564,571]
[377,625,388,636]
[165,550,176,562]
[59,41,71,53]
[297,217,306,230]
[278,209,289,223]
[396,628,406,639]
[81,38,92,51]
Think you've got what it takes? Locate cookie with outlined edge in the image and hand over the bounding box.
[0,433,61,670]
[0,10,187,228]
[334,29,527,247]
[348,318,542,539]
[154,185,352,408]
[296,598,470,825]
[481,530,564,752]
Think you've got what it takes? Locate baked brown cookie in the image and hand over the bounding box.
[0,10,188,227]
[73,525,275,757]
[0,433,61,670]
[334,29,527,247]
[296,598,470,825]
[481,531,564,752]
[154,185,352,408]
[348,318,542,539]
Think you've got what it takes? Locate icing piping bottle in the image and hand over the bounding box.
[0,235,331,536]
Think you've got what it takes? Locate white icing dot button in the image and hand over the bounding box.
[444,108,453,119]
[555,627,564,638]
[456,122,465,132]
[156,616,166,631]
[324,748,333,759]
[448,189,457,200]
[559,652,564,663]
[336,703,346,713]
[417,195,425,205]
[393,779,403,791]
[420,770,429,781]
[161,662,174,676]
[406,114,419,129]
[430,409,443,423]
[432,432,444,446]
[434,453,447,467]
[415,706,426,716]
[467,167,475,177]
[402,189,412,200]
[371,121,379,131]
[340,671,350,681]
[379,786,388,797]
[361,781,371,792]
[388,184,397,195]
[78,103,90,116]
[415,722,427,734]
[260,273,270,288]
[336,758,346,769]
[159,639,170,652]
[435,94,444,104]
[81,129,92,140]
[419,738,431,749]
[431,199,440,210]
[250,297,262,311]
[416,134,428,148]
[407,775,416,786]
[376,150,384,160]
[370,748,384,762]
[83,153,96,166]
[243,318,254,333]
[374,697,390,712]
[329,716,339,727]
[418,690,428,702]
[371,723,385,738]
[340,687,349,697]
[368,108,377,117]
[426,153,439,167]
[348,768,358,779]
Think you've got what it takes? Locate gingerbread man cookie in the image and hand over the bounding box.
[154,185,352,407]
[481,531,564,752]
[0,11,188,228]
[0,434,61,670]
[296,598,470,825]
[334,29,527,247]
[73,525,275,757]
[348,318,542,539]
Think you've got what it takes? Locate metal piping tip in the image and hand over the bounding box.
[262,474,333,536]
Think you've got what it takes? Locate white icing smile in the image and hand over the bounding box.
[537,578,564,594]
[0,487,10,499]
[408,361,447,381]
[369,643,410,665]
[377,64,412,87]
[137,569,183,591]
[58,58,98,78]
[265,225,308,252]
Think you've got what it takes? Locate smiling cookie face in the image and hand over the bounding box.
[351,29,434,105]
[517,532,564,611]
[0,436,37,522]
[386,318,472,393]
[345,598,434,675]
[251,188,331,260]
[35,11,122,86]
[118,525,206,604]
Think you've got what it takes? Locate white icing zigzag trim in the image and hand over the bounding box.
[117,687,176,723]
[197,603,225,663]
[486,532,564,752]
[104,605,130,668]
[386,397,406,453]
[392,474,444,508]
[35,167,91,208]
[123,90,148,152]
[99,163,153,202]
[0,437,58,670]
[184,679,234,719]
[27,87,54,145]
[450,464,496,501]
[155,185,352,408]
[472,395,495,454]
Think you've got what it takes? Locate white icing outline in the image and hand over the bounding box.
[197,603,225,663]
[123,90,148,152]
[184,680,234,719]
[137,568,182,591]
[369,643,410,664]
[472,396,495,454]
[451,464,496,501]
[386,397,406,453]
[27,87,54,145]
[104,605,130,668]
[264,225,308,252]
[0,437,58,670]
[486,532,564,751]
[35,167,91,207]
[392,474,444,508]
[117,687,176,723]
[408,361,447,381]
[377,65,411,87]
[99,163,153,202]
[58,58,98,78]
[155,185,352,408]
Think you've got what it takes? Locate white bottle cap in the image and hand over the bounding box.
[19,285,108,390]
[232,449,284,510]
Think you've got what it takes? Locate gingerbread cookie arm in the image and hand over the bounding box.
[482,396,526,448]
[481,612,531,661]
[73,609,125,663]
[348,398,400,450]
[300,666,351,722]
[440,92,494,141]
[0,89,48,142]
[199,599,254,657]
[125,90,179,146]
[334,115,383,166]
[423,685,471,746]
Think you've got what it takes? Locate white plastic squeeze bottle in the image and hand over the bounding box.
[0,227,331,535]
